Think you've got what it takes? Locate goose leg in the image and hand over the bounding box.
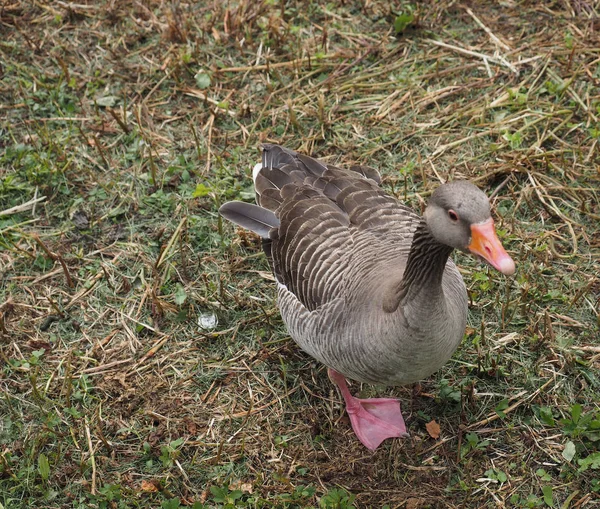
[328,368,408,450]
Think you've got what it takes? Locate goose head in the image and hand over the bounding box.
[424,181,515,275]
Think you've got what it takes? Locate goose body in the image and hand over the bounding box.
[220,144,515,449]
[276,219,468,387]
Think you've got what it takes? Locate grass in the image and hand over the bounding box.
[1,0,599,507]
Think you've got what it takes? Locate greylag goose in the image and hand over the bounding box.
[220,144,515,450]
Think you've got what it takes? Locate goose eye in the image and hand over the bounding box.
[448,209,459,222]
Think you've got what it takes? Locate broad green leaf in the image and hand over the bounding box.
[394,13,414,34]
[536,468,551,481]
[495,398,509,418]
[539,406,555,426]
[562,440,576,461]
[542,486,553,506]
[210,485,226,502]
[170,437,184,449]
[96,95,119,107]
[193,183,211,198]
[571,403,582,423]
[175,284,187,305]
[578,452,600,472]
[38,453,50,481]
[230,490,243,500]
[162,498,181,509]
[195,71,211,89]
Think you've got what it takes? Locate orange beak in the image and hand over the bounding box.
[468,219,515,275]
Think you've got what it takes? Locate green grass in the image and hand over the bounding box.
[1,1,599,508]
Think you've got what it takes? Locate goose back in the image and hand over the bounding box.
[240,145,468,385]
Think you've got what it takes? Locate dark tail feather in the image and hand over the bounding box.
[262,144,328,177]
[349,165,381,184]
[219,201,279,238]
[261,144,298,169]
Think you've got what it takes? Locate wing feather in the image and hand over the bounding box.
[221,144,420,311]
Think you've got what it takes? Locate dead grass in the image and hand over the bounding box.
[1,1,599,508]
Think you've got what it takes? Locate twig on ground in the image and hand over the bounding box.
[426,39,519,74]
[0,196,46,217]
[464,7,511,51]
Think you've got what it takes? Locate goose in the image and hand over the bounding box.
[219,144,515,450]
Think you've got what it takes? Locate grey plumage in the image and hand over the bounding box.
[219,201,279,238]
[219,144,503,386]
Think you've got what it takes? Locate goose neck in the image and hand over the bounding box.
[398,220,453,304]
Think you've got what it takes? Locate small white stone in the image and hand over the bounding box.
[198,311,218,331]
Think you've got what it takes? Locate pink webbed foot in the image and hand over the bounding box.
[328,368,409,450]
